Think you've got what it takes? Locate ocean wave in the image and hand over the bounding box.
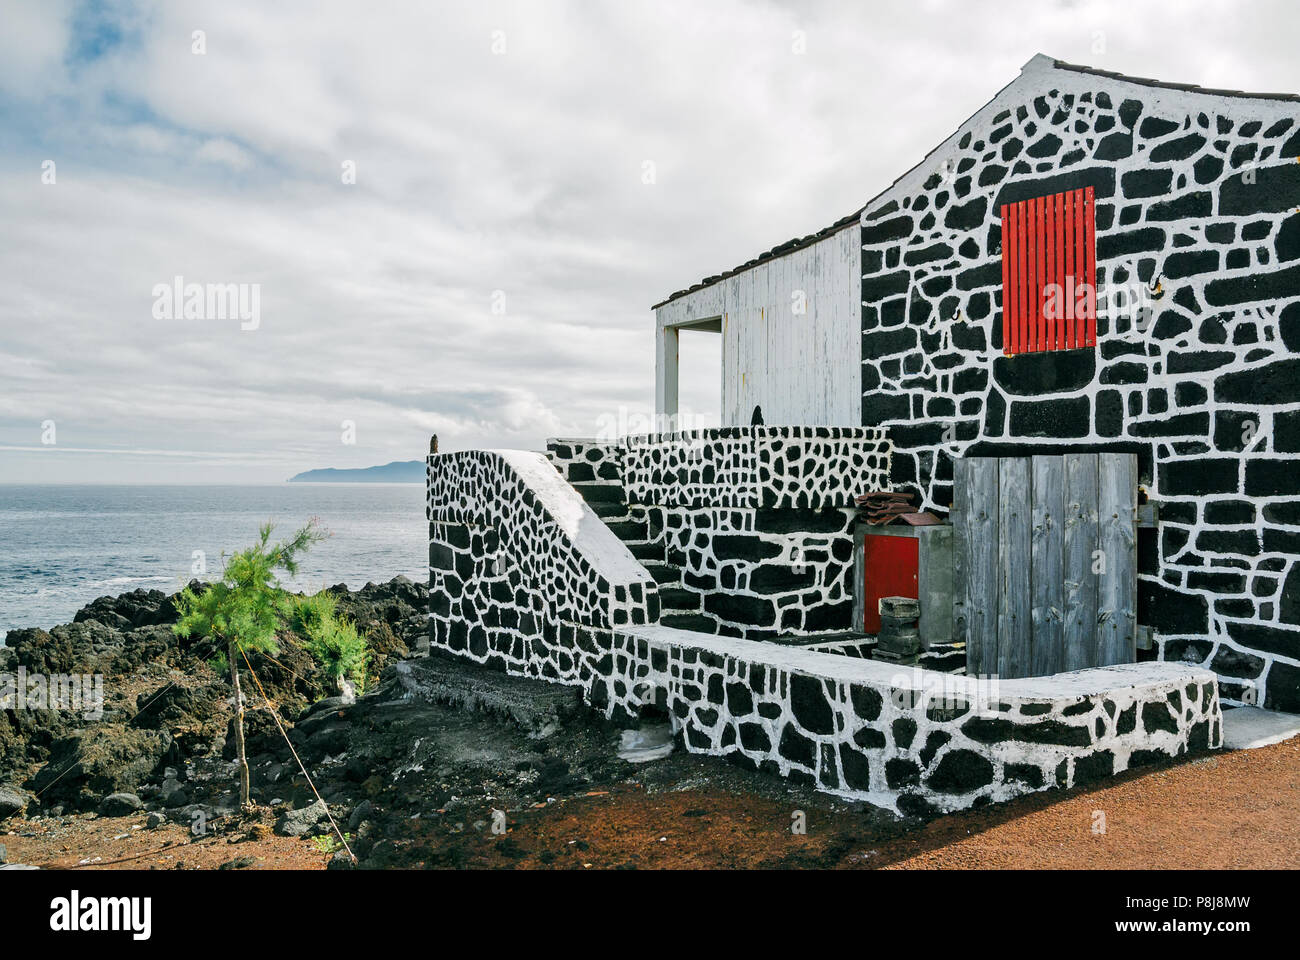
[87,575,179,588]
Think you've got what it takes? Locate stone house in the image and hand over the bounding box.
[425,55,1298,813]
[652,54,1300,711]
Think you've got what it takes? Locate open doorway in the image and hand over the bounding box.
[657,316,720,432]
[677,325,720,430]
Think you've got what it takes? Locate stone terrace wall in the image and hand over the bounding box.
[595,626,1221,815]
[622,426,890,509]
[658,506,858,639]
[545,438,624,488]
[857,70,1300,709]
[432,442,1221,813]
[426,449,657,675]
[547,428,889,640]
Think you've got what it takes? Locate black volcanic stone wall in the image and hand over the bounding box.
[656,506,858,640]
[860,79,1300,707]
[622,426,890,509]
[427,516,632,685]
[430,438,1223,812]
[548,429,890,642]
[426,450,657,683]
[589,633,1222,814]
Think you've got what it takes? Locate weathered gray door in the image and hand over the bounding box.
[952,453,1137,678]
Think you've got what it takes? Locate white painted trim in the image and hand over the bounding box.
[630,623,1211,700]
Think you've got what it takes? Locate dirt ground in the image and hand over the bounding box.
[3,808,332,870]
[7,736,1296,870]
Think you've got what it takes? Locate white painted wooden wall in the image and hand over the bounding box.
[655,224,861,428]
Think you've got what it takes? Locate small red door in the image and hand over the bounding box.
[862,533,919,634]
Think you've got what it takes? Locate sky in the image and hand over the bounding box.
[1,0,1297,484]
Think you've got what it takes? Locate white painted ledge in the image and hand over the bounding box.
[629,624,1213,702]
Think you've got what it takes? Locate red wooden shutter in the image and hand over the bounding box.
[1000,187,1095,355]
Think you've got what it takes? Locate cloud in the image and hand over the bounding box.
[192,138,255,170]
[0,0,1296,482]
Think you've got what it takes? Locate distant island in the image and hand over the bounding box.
[288,460,424,483]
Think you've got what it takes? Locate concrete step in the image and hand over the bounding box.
[658,613,717,632]
[656,586,700,612]
[569,481,626,505]
[1221,706,1300,750]
[643,561,683,586]
[604,518,649,542]
[390,655,583,737]
[628,540,665,562]
[589,500,632,520]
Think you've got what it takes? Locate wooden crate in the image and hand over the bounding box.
[851,524,954,645]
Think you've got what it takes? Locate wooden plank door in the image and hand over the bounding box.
[1030,456,1065,676]
[1097,452,1138,665]
[953,453,1137,678]
[953,457,1000,677]
[1062,453,1100,671]
[996,458,1032,679]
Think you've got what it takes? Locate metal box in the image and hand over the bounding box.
[852,523,954,647]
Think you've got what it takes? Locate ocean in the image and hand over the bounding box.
[0,484,428,640]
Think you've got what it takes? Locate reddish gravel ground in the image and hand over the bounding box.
[873,737,1300,869]
[6,738,1296,870]
[416,738,1300,869]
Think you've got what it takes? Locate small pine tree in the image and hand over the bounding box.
[286,589,339,639]
[296,601,370,698]
[173,520,326,809]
